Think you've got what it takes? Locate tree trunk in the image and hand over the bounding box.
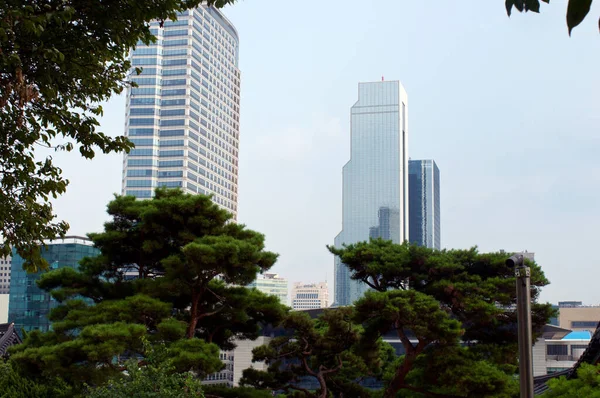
[186,291,200,339]
[382,353,415,398]
[316,372,328,398]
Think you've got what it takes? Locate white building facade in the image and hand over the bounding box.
[0,256,10,294]
[247,273,288,305]
[122,5,240,218]
[291,282,329,310]
[203,336,272,387]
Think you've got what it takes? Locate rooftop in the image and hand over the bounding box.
[563,331,593,340]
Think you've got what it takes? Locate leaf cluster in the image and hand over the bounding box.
[0,0,234,270]
[85,340,208,398]
[543,363,600,397]
[505,0,598,35]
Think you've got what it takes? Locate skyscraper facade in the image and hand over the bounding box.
[121,6,240,218]
[8,237,99,333]
[408,159,441,250]
[333,81,409,307]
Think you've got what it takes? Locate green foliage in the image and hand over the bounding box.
[9,321,148,385]
[9,189,285,390]
[242,307,390,398]
[203,386,275,398]
[86,341,206,398]
[505,0,598,35]
[543,363,600,397]
[329,239,552,398]
[168,338,224,374]
[0,361,72,398]
[0,0,234,271]
[405,345,519,397]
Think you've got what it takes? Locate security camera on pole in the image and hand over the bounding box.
[506,253,533,398]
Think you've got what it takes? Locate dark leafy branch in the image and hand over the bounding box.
[505,0,598,35]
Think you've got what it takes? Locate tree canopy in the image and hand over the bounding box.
[85,340,207,398]
[328,239,553,398]
[0,0,235,271]
[8,189,286,391]
[505,0,599,35]
[241,307,393,398]
[543,363,600,397]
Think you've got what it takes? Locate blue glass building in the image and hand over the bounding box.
[8,237,99,333]
[408,159,441,250]
[122,6,241,219]
[333,81,409,307]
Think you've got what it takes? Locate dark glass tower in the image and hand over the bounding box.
[408,159,441,250]
[8,237,99,333]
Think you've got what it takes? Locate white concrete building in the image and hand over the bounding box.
[247,273,288,305]
[0,256,10,294]
[291,282,329,310]
[121,5,240,218]
[532,327,591,376]
[0,294,9,323]
[203,336,272,387]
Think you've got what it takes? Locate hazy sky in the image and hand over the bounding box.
[50,1,600,305]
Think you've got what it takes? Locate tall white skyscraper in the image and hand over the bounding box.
[122,6,240,218]
[333,81,409,307]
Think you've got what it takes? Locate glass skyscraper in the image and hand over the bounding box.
[408,159,441,250]
[8,237,99,333]
[122,6,240,218]
[333,81,409,307]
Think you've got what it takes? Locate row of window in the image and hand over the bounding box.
[131,53,239,137]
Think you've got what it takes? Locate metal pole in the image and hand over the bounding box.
[516,265,534,398]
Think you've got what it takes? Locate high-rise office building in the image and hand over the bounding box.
[0,256,10,294]
[333,81,409,307]
[291,282,329,310]
[8,236,99,333]
[247,273,288,305]
[408,159,441,250]
[121,6,241,218]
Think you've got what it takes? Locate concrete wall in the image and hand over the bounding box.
[532,337,547,377]
[0,294,9,323]
[558,307,600,330]
[233,336,271,386]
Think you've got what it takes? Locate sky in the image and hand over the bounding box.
[49,1,600,305]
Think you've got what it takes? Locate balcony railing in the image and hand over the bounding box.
[546,355,580,361]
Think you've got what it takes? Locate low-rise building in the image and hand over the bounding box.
[0,323,22,358]
[247,273,288,305]
[533,326,591,376]
[203,336,272,387]
[557,302,600,331]
[291,282,329,310]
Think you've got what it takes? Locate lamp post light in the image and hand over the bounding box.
[506,253,534,398]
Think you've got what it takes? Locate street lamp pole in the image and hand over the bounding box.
[507,254,534,398]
